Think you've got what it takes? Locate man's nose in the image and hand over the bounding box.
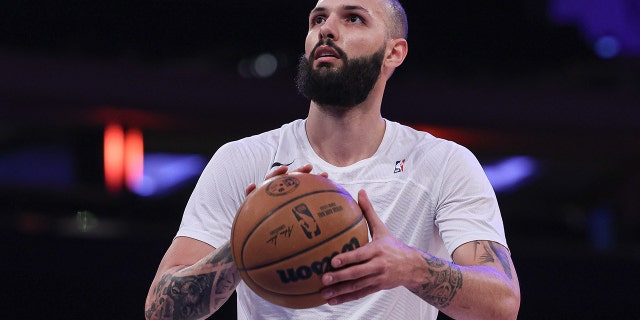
[318,16,338,41]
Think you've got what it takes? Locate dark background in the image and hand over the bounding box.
[1,0,639,319]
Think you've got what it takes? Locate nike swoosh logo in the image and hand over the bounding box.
[270,160,294,169]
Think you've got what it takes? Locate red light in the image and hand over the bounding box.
[125,128,144,191]
[104,123,144,194]
[104,123,124,193]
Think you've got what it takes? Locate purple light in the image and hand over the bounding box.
[595,36,621,59]
[483,156,538,193]
[0,145,75,189]
[549,0,640,56]
[132,153,207,197]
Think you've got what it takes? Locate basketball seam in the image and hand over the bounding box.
[240,213,365,271]
[241,215,366,300]
[238,189,352,268]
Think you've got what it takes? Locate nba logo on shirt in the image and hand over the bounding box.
[394,159,405,173]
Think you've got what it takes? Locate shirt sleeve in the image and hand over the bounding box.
[175,139,270,248]
[434,144,508,257]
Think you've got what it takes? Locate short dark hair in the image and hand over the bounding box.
[385,0,408,39]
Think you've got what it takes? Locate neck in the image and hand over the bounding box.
[305,90,386,167]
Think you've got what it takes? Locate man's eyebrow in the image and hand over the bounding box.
[343,5,369,13]
[310,5,370,15]
[310,7,326,15]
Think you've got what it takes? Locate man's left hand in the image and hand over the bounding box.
[320,189,424,305]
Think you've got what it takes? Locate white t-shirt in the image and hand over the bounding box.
[177,119,508,320]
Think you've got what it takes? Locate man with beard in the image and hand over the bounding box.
[145,0,521,319]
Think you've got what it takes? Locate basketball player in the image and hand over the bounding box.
[145,0,521,319]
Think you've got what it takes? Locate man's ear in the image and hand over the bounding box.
[385,38,408,68]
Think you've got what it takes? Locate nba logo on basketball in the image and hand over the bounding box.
[394,159,405,173]
[292,204,321,239]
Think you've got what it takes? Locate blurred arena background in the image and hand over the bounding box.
[1,0,639,318]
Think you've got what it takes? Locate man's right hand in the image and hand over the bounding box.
[245,164,327,196]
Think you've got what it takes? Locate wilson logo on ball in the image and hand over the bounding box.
[275,237,363,284]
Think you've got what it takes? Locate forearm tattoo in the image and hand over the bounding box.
[145,243,239,320]
[411,257,463,309]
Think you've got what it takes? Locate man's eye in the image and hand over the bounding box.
[348,15,363,23]
[313,16,326,25]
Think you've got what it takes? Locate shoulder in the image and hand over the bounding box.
[216,120,302,157]
[204,119,303,181]
[389,121,473,162]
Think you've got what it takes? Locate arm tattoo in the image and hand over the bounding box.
[145,243,239,320]
[411,256,463,309]
[153,273,213,320]
[474,241,514,280]
[489,242,514,280]
[474,241,495,264]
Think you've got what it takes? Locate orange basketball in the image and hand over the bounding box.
[230,172,369,309]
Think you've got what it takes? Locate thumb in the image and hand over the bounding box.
[357,189,390,238]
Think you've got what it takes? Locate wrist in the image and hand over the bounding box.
[404,249,435,292]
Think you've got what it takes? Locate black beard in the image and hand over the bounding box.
[295,40,385,112]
